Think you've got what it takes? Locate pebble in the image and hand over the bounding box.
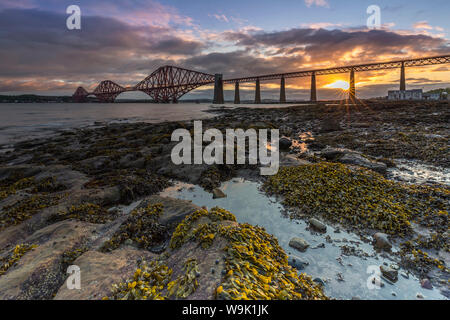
[289,237,309,252]
[288,256,309,270]
[313,278,325,286]
[380,265,398,282]
[420,278,433,290]
[373,233,392,250]
[309,218,327,232]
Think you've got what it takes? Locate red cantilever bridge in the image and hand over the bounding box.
[73,54,450,104]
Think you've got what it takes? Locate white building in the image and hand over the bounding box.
[423,92,442,101]
[388,89,423,100]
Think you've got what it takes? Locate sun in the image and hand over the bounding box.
[324,80,350,91]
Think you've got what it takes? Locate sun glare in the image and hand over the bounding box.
[324,80,350,91]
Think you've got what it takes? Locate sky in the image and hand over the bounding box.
[0,0,449,100]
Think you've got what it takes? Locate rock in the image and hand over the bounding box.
[416,293,424,299]
[309,218,327,232]
[380,265,398,282]
[400,271,409,279]
[289,237,309,252]
[320,147,346,160]
[124,239,134,246]
[420,278,433,290]
[212,188,227,199]
[320,118,342,133]
[0,220,97,300]
[54,248,155,300]
[339,153,387,174]
[440,288,450,298]
[373,233,392,250]
[279,138,292,151]
[313,278,325,286]
[288,256,309,270]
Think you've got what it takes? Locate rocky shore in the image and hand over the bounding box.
[0,100,448,299]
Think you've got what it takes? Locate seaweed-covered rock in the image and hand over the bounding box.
[105,207,327,300]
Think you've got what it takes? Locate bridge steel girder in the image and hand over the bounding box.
[73,86,89,102]
[92,80,125,103]
[135,66,215,103]
[75,54,450,104]
[222,54,450,84]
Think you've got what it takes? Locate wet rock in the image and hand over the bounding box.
[420,278,433,290]
[289,237,309,252]
[288,255,309,270]
[313,278,325,286]
[320,147,346,160]
[279,138,292,151]
[373,233,392,250]
[380,265,398,282]
[212,188,227,199]
[309,218,327,232]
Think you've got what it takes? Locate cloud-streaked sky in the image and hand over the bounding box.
[0,0,449,100]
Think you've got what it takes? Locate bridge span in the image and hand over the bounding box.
[73,54,450,103]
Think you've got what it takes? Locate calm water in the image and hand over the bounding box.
[0,102,291,146]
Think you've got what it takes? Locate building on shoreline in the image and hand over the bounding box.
[388,89,423,100]
[388,89,449,101]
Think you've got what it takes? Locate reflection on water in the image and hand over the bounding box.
[160,178,446,300]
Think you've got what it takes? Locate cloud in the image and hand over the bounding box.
[0,8,205,81]
[0,5,448,96]
[223,27,449,65]
[210,14,229,23]
[413,21,433,30]
[304,0,329,8]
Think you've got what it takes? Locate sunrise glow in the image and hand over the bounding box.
[323,80,350,91]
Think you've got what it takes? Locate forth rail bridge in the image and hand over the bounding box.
[73,54,450,104]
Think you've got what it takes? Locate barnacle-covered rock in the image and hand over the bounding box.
[48,203,116,224]
[0,220,97,299]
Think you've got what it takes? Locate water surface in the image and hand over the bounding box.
[160,178,446,300]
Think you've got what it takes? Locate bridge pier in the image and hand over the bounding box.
[255,78,261,104]
[213,74,224,104]
[400,62,406,91]
[310,72,317,102]
[348,69,356,100]
[280,77,286,103]
[234,82,240,104]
